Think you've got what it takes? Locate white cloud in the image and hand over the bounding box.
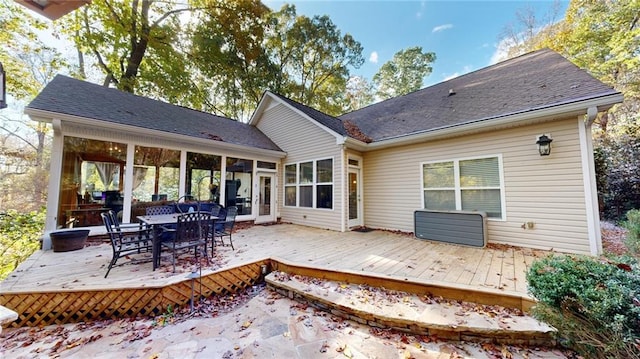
[443,72,460,82]
[442,66,473,82]
[490,38,516,65]
[369,51,379,64]
[432,24,453,33]
[416,1,426,18]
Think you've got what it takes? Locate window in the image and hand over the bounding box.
[422,156,503,218]
[284,158,333,209]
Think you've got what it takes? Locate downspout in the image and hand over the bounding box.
[338,136,347,232]
[580,106,602,255]
[42,119,64,249]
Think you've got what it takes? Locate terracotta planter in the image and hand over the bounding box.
[50,229,90,252]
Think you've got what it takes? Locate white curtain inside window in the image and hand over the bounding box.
[95,162,119,189]
[133,166,148,190]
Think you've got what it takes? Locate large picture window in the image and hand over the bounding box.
[284,158,333,209]
[422,156,503,218]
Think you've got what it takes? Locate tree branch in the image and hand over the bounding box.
[0,124,39,152]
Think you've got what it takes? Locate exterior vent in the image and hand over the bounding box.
[414,210,487,247]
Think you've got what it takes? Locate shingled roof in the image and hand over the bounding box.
[27,75,282,152]
[340,49,621,142]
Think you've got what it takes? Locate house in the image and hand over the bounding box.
[26,49,622,255]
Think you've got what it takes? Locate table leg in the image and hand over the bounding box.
[153,225,160,270]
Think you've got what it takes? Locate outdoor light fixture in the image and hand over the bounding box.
[536,134,553,156]
[186,270,200,313]
[0,62,6,109]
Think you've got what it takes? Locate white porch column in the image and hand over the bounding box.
[42,119,64,249]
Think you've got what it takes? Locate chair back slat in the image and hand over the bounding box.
[101,211,122,245]
[175,212,210,243]
[146,205,175,216]
[225,206,238,221]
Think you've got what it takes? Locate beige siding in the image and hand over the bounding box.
[255,101,343,231]
[361,117,592,254]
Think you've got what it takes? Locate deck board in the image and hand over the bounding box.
[2,224,546,299]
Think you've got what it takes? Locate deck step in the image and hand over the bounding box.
[265,271,556,347]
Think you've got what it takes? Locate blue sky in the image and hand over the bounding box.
[266,1,568,86]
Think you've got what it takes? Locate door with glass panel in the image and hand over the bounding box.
[255,172,276,224]
[348,168,362,228]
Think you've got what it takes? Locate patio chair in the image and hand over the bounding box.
[212,206,237,251]
[199,202,222,217]
[145,205,175,216]
[160,211,210,273]
[101,212,153,278]
[106,210,146,232]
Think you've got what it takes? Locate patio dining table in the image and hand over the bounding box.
[137,213,218,270]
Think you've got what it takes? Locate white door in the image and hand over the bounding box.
[255,172,276,224]
[348,168,363,228]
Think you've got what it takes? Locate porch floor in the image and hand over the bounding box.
[1,223,549,299]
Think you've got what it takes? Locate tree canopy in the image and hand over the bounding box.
[501,0,640,219]
[372,46,435,100]
[55,1,366,119]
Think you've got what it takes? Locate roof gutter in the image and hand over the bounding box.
[26,108,287,158]
[345,92,623,152]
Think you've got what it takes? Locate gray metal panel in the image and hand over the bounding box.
[414,210,487,247]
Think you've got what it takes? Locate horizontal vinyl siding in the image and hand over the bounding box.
[256,102,343,231]
[362,117,592,254]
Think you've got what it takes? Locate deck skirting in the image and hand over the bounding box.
[0,260,269,328]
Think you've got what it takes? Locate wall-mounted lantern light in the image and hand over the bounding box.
[0,62,6,109]
[536,134,553,156]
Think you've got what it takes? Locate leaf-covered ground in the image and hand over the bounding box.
[601,221,629,256]
[1,284,575,359]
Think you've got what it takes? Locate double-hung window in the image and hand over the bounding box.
[285,158,333,209]
[422,155,504,219]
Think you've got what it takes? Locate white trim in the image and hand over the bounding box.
[283,156,335,210]
[249,92,345,143]
[420,154,506,221]
[43,119,64,244]
[121,145,135,224]
[254,171,277,224]
[578,113,602,255]
[341,148,346,231]
[347,153,364,229]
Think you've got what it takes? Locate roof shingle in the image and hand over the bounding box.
[339,49,620,142]
[27,75,282,152]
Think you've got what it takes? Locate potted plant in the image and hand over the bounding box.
[50,229,90,252]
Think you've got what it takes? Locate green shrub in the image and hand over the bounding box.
[624,209,640,256]
[527,255,640,358]
[0,208,46,280]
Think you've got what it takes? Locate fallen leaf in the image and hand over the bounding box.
[501,345,514,358]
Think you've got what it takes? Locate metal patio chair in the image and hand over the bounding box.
[212,206,237,252]
[101,212,153,278]
[159,211,210,273]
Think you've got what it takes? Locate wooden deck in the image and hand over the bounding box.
[0,223,551,327]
